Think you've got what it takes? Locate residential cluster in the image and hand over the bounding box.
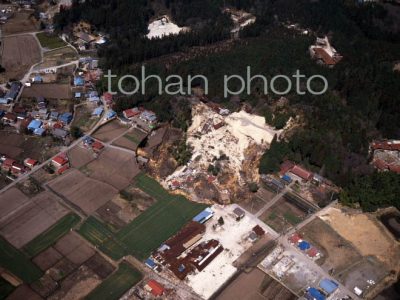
[371,140,400,174]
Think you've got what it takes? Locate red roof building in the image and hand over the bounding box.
[52,155,68,168]
[57,164,69,175]
[373,159,388,171]
[280,160,295,176]
[123,107,141,119]
[145,280,164,297]
[290,165,313,181]
[2,158,16,171]
[307,247,319,258]
[252,225,265,237]
[313,47,342,66]
[289,233,302,245]
[91,141,104,152]
[24,158,38,168]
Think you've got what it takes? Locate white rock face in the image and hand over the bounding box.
[146,16,186,39]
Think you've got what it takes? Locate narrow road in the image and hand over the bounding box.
[255,183,293,218]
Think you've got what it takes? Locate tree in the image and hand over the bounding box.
[218,217,224,225]
[70,126,82,139]
[249,182,259,193]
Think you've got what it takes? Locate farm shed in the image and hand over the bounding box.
[59,112,73,124]
[28,120,42,131]
[192,207,214,224]
[319,279,338,295]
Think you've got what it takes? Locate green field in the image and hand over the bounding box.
[85,262,142,300]
[0,278,14,300]
[78,174,206,260]
[78,217,126,260]
[36,32,67,49]
[23,213,81,257]
[0,237,42,283]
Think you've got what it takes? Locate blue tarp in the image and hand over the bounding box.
[298,241,311,251]
[28,119,42,130]
[307,288,326,300]
[319,279,338,294]
[74,76,84,86]
[0,110,4,118]
[282,174,292,183]
[106,110,116,119]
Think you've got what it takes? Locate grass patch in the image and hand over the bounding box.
[85,262,142,300]
[123,133,141,145]
[0,237,42,283]
[78,217,126,260]
[268,212,277,220]
[36,32,66,49]
[283,212,302,225]
[0,278,14,300]
[23,213,81,257]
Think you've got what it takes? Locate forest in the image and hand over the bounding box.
[55,0,400,211]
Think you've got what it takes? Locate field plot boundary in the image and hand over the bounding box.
[0,237,42,283]
[85,262,142,300]
[23,213,81,257]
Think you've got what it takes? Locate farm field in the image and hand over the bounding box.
[36,32,67,49]
[0,34,41,81]
[21,83,72,99]
[85,262,142,300]
[48,169,118,214]
[1,10,38,35]
[0,237,42,283]
[78,217,126,260]
[112,128,148,151]
[67,145,95,169]
[0,191,70,248]
[35,46,78,70]
[79,174,206,260]
[92,121,129,142]
[23,213,81,257]
[261,195,309,233]
[84,147,140,190]
[0,132,61,162]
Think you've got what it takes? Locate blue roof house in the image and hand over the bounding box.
[28,120,43,131]
[298,241,311,251]
[59,112,73,124]
[193,207,214,224]
[106,110,116,120]
[306,288,325,300]
[34,128,46,136]
[92,106,104,117]
[74,76,84,86]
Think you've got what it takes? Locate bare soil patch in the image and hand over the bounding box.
[92,120,129,142]
[299,217,363,275]
[21,83,72,99]
[6,284,42,300]
[0,188,29,221]
[84,147,140,190]
[0,191,69,248]
[1,34,41,81]
[1,11,39,35]
[48,265,101,300]
[48,169,117,214]
[217,269,296,300]
[47,257,77,281]
[84,253,116,279]
[71,103,97,132]
[320,207,400,268]
[32,246,63,271]
[54,232,95,265]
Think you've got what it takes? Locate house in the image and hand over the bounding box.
[53,128,69,139]
[28,120,42,131]
[1,158,15,172]
[140,110,157,124]
[123,107,141,119]
[92,106,104,117]
[76,32,96,44]
[74,92,82,99]
[0,98,11,105]
[192,207,214,224]
[34,128,46,136]
[59,112,73,124]
[145,280,164,297]
[3,113,17,124]
[24,158,38,169]
[52,154,68,169]
[11,163,25,176]
[106,110,116,120]
[87,90,100,102]
[290,165,313,181]
[74,76,85,86]
[233,207,245,220]
[310,36,342,67]
[4,82,21,102]
[252,225,265,237]
[50,111,59,121]
[319,279,338,295]
[13,106,27,120]
[83,136,94,147]
[91,141,104,153]
[32,75,43,83]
